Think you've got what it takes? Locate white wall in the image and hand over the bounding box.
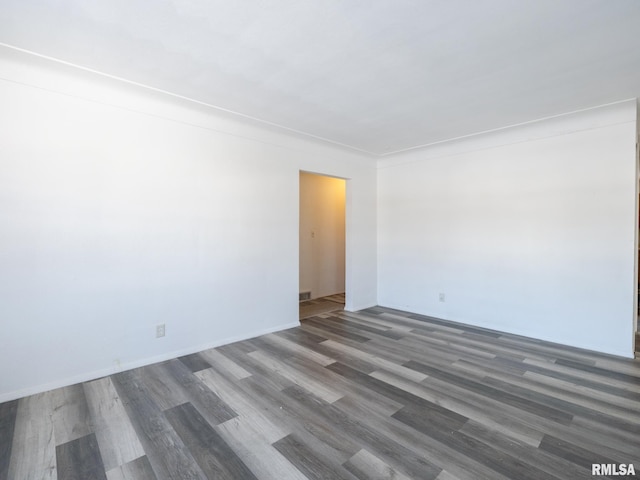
[299,172,346,299]
[378,101,638,357]
[2,44,635,403]
[0,46,377,402]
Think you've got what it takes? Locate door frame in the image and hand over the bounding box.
[298,169,350,310]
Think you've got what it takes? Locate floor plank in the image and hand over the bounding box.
[7,392,57,480]
[165,402,257,480]
[273,433,357,480]
[50,384,93,446]
[111,369,207,480]
[343,448,412,480]
[56,433,107,480]
[83,377,145,472]
[0,400,18,480]
[105,455,156,480]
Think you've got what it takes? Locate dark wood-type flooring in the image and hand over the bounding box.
[1,306,639,479]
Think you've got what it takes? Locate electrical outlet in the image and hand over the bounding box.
[156,324,165,338]
[439,293,445,302]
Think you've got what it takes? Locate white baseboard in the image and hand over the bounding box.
[0,320,300,403]
[377,302,634,359]
[344,302,377,312]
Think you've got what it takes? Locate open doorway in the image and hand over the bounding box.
[299,171,346,319]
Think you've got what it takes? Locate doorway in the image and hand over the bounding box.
[299,172,346,319]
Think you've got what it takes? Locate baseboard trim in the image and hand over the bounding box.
[344,302,377,312]
[0,320,300,403]
[377,302,634,360]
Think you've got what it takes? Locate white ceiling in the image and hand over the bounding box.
[1,0,640,156]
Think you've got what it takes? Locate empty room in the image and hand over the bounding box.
[1,1,639,479]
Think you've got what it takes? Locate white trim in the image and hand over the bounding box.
[0,321,299,403]
[377,99,638,168]
[0,42,374,157]
[379,303,634,359]
[344,303,377,312]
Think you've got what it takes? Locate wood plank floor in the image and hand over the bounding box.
[1,306,639,480]
[299,293,345,319]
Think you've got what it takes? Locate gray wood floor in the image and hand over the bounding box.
[1,306,639,480]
